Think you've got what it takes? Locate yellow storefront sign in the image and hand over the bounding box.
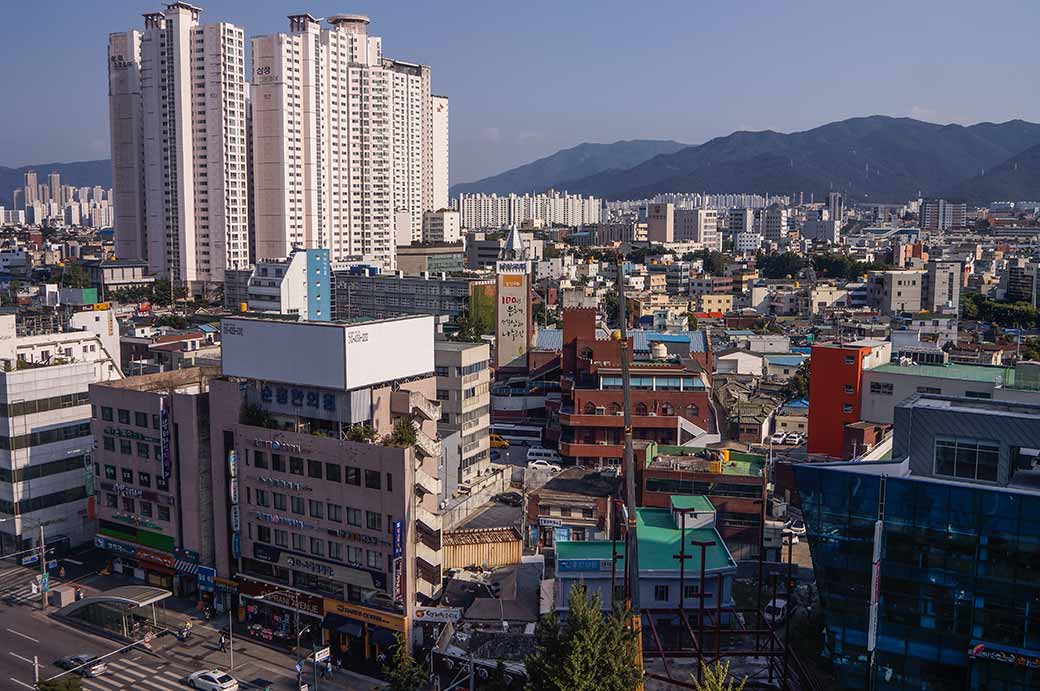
[323,598,407,633]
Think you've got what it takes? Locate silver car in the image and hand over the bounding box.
[56,654,108,677]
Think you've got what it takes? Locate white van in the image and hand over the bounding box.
[526,447,562,465]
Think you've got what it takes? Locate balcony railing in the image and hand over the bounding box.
[414,467,439,496]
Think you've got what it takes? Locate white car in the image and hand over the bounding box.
[784,519,806,537]
[786,433,805,445]
[770,432,788,445]
[528,459,562,473]
[764,598,788,625]
[187,670,239,691]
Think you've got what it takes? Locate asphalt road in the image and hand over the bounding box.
[490,444,531,468]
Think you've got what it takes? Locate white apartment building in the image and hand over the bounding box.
[764,205,789,242]
[0,311,123,555]
[434,341,491,496]
[675,208,720,250]
[109,3,249,290]
[251,14,447,269]
[421,209,461,244]
[458,191,601,230]
[432,96,449,213]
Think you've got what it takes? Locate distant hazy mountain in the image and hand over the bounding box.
[449,140,687,198]
[544,117,1040,202]
[1,159,112,206]
[948,143,1040,203]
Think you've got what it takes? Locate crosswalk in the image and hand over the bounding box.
[0,565,45,606]
[80,657,188,691]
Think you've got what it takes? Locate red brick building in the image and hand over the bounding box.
[554,309,713,466]
[807,341,890,458]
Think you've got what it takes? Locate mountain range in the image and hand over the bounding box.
[0,159,112,207]
[455,116,1040,204]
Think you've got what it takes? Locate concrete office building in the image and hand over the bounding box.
[333,271,488,321]
[920,198,967,231]
[210,316,443,667]
[465,231,544,269]
[243,249,332,321]
[108,3,250,288]
[763,205,789,243]
[458,191,600,230]
[251,14,446,269]
[866,269,925,316]
[89,368,219,601]
[647,203,675,243]
[923,259,961,314]
[0,310,123,555]
[675,208,720,250]
[421,209,461,244]
[434,340,491,495]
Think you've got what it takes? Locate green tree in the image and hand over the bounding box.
[346,423,378,443]
[543,244,561,260]
[784,363,810,400]
[757,252,808,279]
[382,633,427,691]
[60,261,93,288]
[525,584,642,691]
[690,660,747,691]
[687,313,699,331]
[602,292,620,328]
[383,418,418,448]
[150,278,188,306]
[686,249,728,276]
[485,660,522,691]
[156,314,190,330]
[451,308,492,343]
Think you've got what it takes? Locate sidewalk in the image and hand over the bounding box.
[75,570,385,690]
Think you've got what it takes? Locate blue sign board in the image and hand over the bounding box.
[196,565,216,592]
[392,520,403,558]
[558,559,608,573]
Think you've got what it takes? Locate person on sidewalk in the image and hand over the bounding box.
[219,633,227,652]
[325,660,333,679]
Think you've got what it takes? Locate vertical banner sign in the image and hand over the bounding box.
[160,397,172,479]
[229,450,241,558]
[392,519,404,603]
[495,261,531,369]
[867,519,883,652]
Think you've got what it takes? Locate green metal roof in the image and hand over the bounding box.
[669,495,715,512]
[870,362,1009,384]
[555,508,734,573]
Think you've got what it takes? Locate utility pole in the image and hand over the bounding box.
[691,539,716,684]
[615,253,643,686]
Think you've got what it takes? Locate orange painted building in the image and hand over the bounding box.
[807,341,889,458]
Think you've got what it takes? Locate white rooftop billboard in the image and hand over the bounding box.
[220,316,434,390]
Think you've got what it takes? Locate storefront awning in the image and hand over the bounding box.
[370,627,397,647]
[323,613,363,638]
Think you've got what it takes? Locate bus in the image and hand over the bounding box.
[490,423,543,447]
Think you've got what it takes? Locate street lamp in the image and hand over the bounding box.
[0,516,49,610]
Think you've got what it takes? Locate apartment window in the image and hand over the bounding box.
[364,470,381,490]
[139,472,151,488]
[157,475,169,492]
[292,533,305,551]
[328,503,343,523]
[683,584,700,600]
[346,508,361,526]
[348,546,363,565]
[121,497,135,513]
[253,451,268,469]
[273,493,287,511]
[329,541,343,561]
[291,496,305,515]
[135,412,148,428]
[289,457,304,475]
[256,525,272,544]
[117,409,130,424]
[256,490,270,508]
[869,382,893,396]
[119,439,132,455]
[844,385,855,395]
[152,414,160,429]
[271,454,285,472]
[105,493,118,508]
[366,511,382,530]
[916,386,942,395]
[137,442,149,458]
[844,356,855,365]
[934,437,999,482]
[325,463,341,482]
[386,473,393,493]
[103,437,115,451]
[654,585,669,602]
[367,550,381,569]
[310,537,324,556]
[140,501,153,518]
[274,529,289,547]
[309,499,324,519]
[307,460,323,479]
[121,468,133,483]
[345,467,360,486]
[101,407,113,422]
[843,404,854,413]
[965,390,992,400]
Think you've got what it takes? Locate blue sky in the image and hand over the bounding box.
[1,0,1038,183]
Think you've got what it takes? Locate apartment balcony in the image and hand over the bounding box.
[415,574,437,599]
[413,427,442,460]
[559,408,679,429]
[415,504,442,536]
[416,555,442,588]
[414,467,439,496]
[390,390,441,422]
[559,441,624,459]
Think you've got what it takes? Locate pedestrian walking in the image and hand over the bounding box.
[295,661,302,683]
[219,633,227,652]
[325,660,333,679]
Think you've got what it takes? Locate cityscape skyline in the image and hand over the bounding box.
[1,0,1039,183]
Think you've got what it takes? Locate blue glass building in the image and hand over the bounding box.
[796,395,1040,690]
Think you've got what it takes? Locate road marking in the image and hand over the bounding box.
[8,678,34,690]
[4,628,38,643]
[8,652,33,664]
[63,558,84,565]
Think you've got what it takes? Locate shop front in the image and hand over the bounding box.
[95,535,177,590]
[322,598,408,675]
[237,577,323,653]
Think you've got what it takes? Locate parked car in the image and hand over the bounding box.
[56,655,108,677]
[784,519,806,537]
[526,447,562,464]
[786,432,805,445]
[528,459,561,473]
[770,432,788,445]
[764,598,788,625]
[490,434,510,449]
[493,491,523,507]
[187,670,239,691]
